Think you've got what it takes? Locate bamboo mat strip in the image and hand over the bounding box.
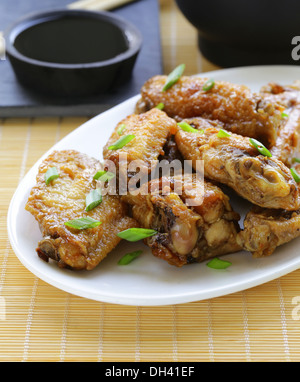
[1,0,300,362]
[242,291,251,361]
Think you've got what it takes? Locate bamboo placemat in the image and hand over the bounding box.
[1,0,300,362]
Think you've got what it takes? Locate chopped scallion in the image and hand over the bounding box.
[281,112,289,118]
[85,189,102,212]
[291,167,300,183]
[93,170,115,182]
[44,167,59,185]
[178,121,201,133]
[156,102,165,110]
[162,64,185,92]
[64,217,101,230]
[117,228,157,242]
[206,257,232,269]
[249,138,272,157]
[117,124,127,135]
[118,250,142,265]
[202,78,215,91]
[292,157,300,164]
[108,134,135,150]
[217,129,231,138]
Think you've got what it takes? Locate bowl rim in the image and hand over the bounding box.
[4,8,143,69]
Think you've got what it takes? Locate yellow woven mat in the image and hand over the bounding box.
[1,0,300,362]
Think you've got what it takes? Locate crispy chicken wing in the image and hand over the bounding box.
[103,108,178,183]
[25,150,137,270]
[122,174,241,267]
[136,75,282,147]
[237,206,300,257]
[159,135,184,163]
[175,118,300,210]
[271,107,300,167]
[260,81,300,107]
[261,82,300,166]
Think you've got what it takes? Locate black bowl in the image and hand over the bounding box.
[175,0,300,67]
[5,9,142,96]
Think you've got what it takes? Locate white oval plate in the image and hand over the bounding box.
[7,66,300,306]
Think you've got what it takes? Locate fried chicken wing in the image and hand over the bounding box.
[175,118,300,210]
[159,135,184,163]
[260,81,300,107]
[122,174,241,267]
[261,82,300,166]
[136,75,282,147]
[237,206,300,257]
[103,108,178,183]
[25,150,137,270]
[271,107,300,167]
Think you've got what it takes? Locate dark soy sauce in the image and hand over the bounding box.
[13,15,129,64]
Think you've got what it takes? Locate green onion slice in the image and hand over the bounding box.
[64,217,101,230]
[85,189,102,212]
[202,78,215,91]
[178,121,201,133]
[217,129,231,138]
[108,134,135,150]
[156,102,165,110]
[117,124,127,135]
[292,157,300,164]
[117,228,157,242]
[93,170,115,182]
[249,138,272,157]
[162,64,185,91]
[118,250,142,265]
[291,167,300,183]
[44,167,59,185]
[281,112,289,118]
[206,257,232,269]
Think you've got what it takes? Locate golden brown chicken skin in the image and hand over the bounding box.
[122,174,241,267]
[103,108,178,184]
[261,82,300,166]
[136,75,282,147]
[237,206,300,258]
[271,107,300,167]
[260,81,300,108]
[175,118,300,210]
[25,150,137,270]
